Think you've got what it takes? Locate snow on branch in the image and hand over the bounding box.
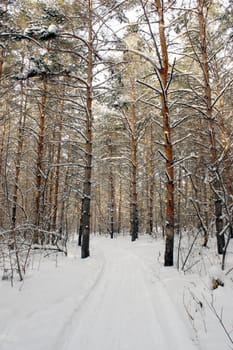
[139,99,161,111]
[165,58,176,93]
[175,102,209,118]
[171,115,199,128]
[136,79,161,94]
[172,133,191,146]
[158,150,169,162]
[211,79,233,109]
[24,24,58,41]
[117,47,158,68]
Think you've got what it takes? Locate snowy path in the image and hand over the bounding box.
[0,236,205,350]
[1,235,233,350]
[59,238,198,350]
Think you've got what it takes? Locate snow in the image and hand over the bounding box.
[0,235,233,350]
[48,24,58,34]
[208,265,225,282]
[23,24,57,39]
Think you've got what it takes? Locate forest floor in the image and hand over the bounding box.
[0,234,233,350]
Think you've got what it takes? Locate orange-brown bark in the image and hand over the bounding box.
[34,77,48,242]
[197,0,224,254]
[155,0,175,265]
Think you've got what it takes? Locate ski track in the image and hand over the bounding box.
[53,248,107,350]
[58,240,198,350]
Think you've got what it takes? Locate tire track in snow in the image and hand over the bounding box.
[128,245,200,350]
[53,247,107,350]
[62,243,168,350]
[55,238,200,350]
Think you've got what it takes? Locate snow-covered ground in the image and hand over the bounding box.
[0,235,233,350]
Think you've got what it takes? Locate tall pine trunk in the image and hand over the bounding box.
[80,0,93,258]
[197,0,225,254]
[51,99,64,235]
[155,0,175,266]
[148,125,155,235]
[130,103,139,242]
[117,172,122,234]
[108,138,115,239]
[34,76,48,243]
[11,81,27,231]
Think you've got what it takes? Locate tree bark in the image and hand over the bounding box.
[155,0,175,265]
[108,138,115,239]
[34,76,48,243]
[130,102,139,242]
[81,0,93,258]
[148,125,155,235]
[197,0,225,254]
[51,99,64,237]
[0,49,5,81]
[117,172,122,234]
[11,81,27,230]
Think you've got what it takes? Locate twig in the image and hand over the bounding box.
[225,267,233,276]
[181,230,201,271]
[204,295,233,346]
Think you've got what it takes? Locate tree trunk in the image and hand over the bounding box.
[34,76,48,243]
[117,173,122,234]
[197,0,225,254]
[155,0,175,265]
[109,152,115,239]
[148,125,155,235]
[11,81,27,231]
[46,123,56,236]
[130,103,139,242]
[0,102,7,228]
[109,166,115,239]
[51,99,64,237]
[0,49,5,81]
[81,0,93,258]
[59,145,71,238]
